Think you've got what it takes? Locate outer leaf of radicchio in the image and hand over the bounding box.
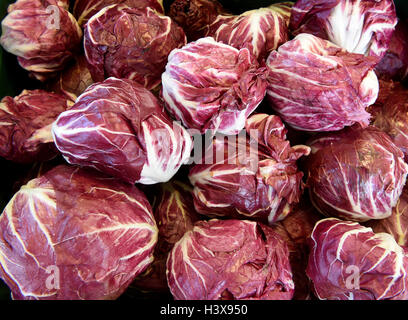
[0,165,158,300]
[132,181,200,292]
[169,0,226,41]
[367,185,408,248]
[84,5,186,90]
[0,0,82,81]
[266,33,379,132]
[207,7,289,62]
[48,55,94,102]
[167,219,294,300]
[0,90,72,163]
[306,125,408,222]
[307,218,408,300]
[375,19,408,81]
[189,113,310,225]
[290,0,397,60]
[271,195,322,300]
[52,77,193,185]
[73,0,164,27]
[161,37,267,135]
[371,83,408,162]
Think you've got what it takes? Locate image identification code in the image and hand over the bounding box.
[160,304,248,317]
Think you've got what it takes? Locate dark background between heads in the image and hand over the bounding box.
[0,0,407,300]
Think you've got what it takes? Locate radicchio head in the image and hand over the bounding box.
[167,219,294,300]
[307,218,408,300]
[290,0,397,60]
[84,4,186,90]
[0,0,82,81]
[0,165,158,300]
[189,113,310,224]
[306,125,408,222]
[52,77,192,185]
[161,37,267,135]
[266,33,379,132]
